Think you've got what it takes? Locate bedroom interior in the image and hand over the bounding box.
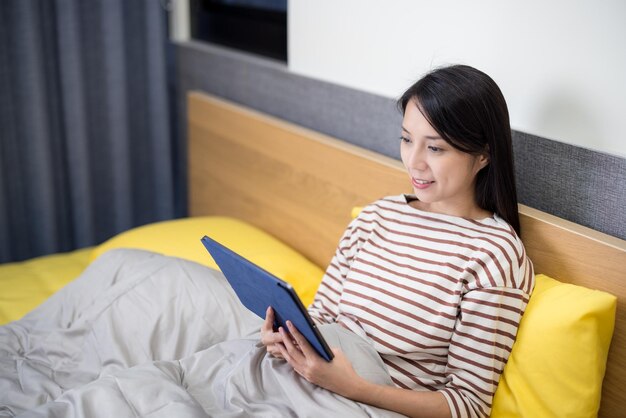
[1,0,625,416]
[1,89,623,417]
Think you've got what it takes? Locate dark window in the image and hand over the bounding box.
[190,0,287,62]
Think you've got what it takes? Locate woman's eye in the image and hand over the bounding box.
[400,136,411,143]
[428,145,443,152]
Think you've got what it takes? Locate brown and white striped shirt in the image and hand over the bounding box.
[308,195,534,418]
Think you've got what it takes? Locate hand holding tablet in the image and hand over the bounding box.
[201,235,334,361]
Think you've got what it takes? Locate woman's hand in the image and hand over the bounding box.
[277,320,362,398]
[260,306,286,359]
[273,320,451,417]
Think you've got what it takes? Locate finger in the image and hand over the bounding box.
[277,342,293,363]
[267,344,284,358]
[279,326,305,362]
[262,332,283,346]
[275,342,287,358]
[261,306,274,332]
[278,344,307,378]
[286,321,318,358]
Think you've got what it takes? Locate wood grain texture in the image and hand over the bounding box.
[188,92,409,268]
[188,91,626,417]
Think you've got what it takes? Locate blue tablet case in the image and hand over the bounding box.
[201,236,334,361]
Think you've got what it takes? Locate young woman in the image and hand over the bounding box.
[262,65,535,418]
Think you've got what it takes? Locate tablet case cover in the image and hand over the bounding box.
[201,236,333,361]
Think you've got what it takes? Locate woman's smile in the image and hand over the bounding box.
[411,177,434,189]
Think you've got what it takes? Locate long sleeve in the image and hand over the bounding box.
[440,250,534,418]
[307,215,367,324]
[440,287,526,417]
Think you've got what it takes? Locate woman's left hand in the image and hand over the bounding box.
[277,320,362,398]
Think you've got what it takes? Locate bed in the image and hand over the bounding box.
[1,91,624,417]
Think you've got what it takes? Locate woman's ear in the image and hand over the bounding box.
[478,153,490,169]
[477,145,490,170]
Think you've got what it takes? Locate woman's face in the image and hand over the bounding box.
[400,100,489,219]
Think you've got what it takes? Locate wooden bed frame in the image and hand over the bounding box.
[187,91,626,416]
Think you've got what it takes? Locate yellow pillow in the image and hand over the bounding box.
[351,206,364,219]
[0,247,93,324]
[90,216,325,306]
[492,274,617,417]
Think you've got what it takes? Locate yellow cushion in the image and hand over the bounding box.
[90,216,325,307]
[492,274,617,417]
[0,247,93,325]
[351,206,364,219]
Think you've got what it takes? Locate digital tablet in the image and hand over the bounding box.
[201,235,334,361]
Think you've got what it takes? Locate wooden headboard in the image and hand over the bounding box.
[187,91,626,416]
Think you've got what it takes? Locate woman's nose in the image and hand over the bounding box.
[407,147,427,170]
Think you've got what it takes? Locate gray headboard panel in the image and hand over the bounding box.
[173,40,626,241]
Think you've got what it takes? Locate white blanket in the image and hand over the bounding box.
[0,249,405,417]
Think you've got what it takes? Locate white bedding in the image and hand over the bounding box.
[0,249,405,417]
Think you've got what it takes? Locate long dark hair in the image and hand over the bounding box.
[397,65,521,236]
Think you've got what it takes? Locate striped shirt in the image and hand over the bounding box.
[308,195,534,418]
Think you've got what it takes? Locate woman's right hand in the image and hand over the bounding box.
[260,306,285,359]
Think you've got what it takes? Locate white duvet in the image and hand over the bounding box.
[0,249,405,417]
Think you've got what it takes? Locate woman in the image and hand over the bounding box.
[262,65,534,418]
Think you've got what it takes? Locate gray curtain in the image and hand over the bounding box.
[0,0,175,263]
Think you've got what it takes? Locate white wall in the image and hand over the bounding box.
[169,0,190,42]
[289,0,626,158]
